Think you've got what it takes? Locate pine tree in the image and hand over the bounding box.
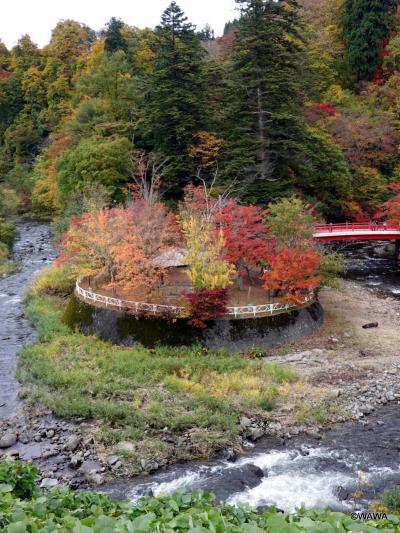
[341,0,399,82]
[145,2,207,192]
[104,18,127,54]
[221,0,305,202]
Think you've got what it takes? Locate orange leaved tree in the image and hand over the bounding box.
[262,247,322,305]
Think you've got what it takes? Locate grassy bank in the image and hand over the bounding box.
[19,266,309,472]
[0,216,16,276]
[0,461,398,532]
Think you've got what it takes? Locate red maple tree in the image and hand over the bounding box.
[214,200,270,287]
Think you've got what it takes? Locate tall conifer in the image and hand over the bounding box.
[145,2,206,192]
[104,18,127,54]
[222,0,304,202]
[341,0,399,81]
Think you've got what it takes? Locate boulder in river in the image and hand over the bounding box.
[201,463,264,501]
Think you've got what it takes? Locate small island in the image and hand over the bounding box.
[58,185,329,347]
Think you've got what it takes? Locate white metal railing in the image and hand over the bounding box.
[75,280,314,319]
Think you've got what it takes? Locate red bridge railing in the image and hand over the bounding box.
[315,222,400,233]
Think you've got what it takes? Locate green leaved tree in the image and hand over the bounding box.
[104,18,128,54]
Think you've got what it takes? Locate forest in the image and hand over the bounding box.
[1,0,400,230]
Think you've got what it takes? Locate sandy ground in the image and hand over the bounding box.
[272,279,400,369]
[262,280,400,431]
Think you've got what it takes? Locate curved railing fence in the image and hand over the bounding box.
[75,280,314,320]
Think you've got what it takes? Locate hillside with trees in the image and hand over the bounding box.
[0,0,399,229]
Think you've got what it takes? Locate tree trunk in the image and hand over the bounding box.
[257,85,269,180]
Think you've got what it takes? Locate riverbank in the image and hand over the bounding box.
[265,279,400,427]
[2,280,399,492]
[0,226,399,495]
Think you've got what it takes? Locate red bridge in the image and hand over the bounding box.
[314,222,400,242]
[314,222,400,261]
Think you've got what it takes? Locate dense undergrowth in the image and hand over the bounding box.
[1,461,399,532]
[19,266,305,469]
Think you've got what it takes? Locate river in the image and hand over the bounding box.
[1,223,399,511]
[0,221,55,420]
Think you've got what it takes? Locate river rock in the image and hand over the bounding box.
[79,460,101,474]
[70,452,84,468]
[84,470,104,486]
[386,392,395,401]
[219,448,237,462]
[65,434,80,451]
[0,433,17,448]
[40,478,59,489]
[107,455,120,466]
[239,417,252,430]
[248,427,265,441]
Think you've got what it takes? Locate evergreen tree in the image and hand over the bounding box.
[197,24,215,41]
[104,18,127,54]
[221,0,304,202]
[145,2,207,192]
[223,20,239,35]
[341,0,399,82]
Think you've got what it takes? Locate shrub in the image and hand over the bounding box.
[0,217,14,248]
[0,460,39,499]
[184,288,228,328]
[0,476,398,532]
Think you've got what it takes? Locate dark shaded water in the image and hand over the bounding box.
[0,221,55,420]
[341,241,400,299]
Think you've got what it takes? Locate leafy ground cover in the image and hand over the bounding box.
[19,266,303,470]
[0,461,399,532]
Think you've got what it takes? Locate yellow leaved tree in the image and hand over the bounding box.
[180,214,235,291]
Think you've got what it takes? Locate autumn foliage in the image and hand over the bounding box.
[57,198,181,298]
[58,185,326,320]
[184,288,228,328]
[377,183,400,225]
[262,247,322,305]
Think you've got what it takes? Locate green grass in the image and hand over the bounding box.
[0,241,17,276]
[295,401,328,425]
[0,259,18,276]
[20,274,300,466]
[27,264,76,297]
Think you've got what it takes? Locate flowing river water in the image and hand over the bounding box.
[1,222,399,511]
[0,221,55,420]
